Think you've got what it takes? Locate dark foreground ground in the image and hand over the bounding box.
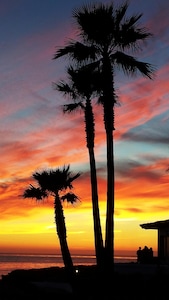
[1,263,169,300]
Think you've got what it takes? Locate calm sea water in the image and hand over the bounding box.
[0,253,137,279]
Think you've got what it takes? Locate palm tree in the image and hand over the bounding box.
[23,165,80,271]
[53,65,105,268]
[53,1,155,269]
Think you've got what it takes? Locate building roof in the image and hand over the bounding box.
[140,219,169,230]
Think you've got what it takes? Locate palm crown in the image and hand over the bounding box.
[23,165,80,199]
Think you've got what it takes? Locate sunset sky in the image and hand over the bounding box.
[0,0,169,258]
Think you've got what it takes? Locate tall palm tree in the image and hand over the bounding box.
[23,165,80,271]
[53,1,155,268]
[53,65,105,268]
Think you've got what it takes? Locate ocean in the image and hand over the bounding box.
[0,253,137,279]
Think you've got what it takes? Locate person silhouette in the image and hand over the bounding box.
[142,246,149,263]
[136,247,142,263]
[148,247,153,263]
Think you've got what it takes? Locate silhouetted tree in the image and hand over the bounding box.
[23,165,80,271]
[53,65,104,267]
[53,1,155,269]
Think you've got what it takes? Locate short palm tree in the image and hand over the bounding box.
[53,65,104,267]
[23,165,80,271]
[53,1,155,269]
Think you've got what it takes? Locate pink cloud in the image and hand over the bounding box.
[114,63,169,139]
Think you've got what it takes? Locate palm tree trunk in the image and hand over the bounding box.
[88,146,105,266]
[85,98,104,268]
[105,127,114,269]
[54,193,74,270]
[102,57,115,270]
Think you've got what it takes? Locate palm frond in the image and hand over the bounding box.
[23,185,47,200]
[112,51,155,79]
[61,192,80,204]
[63,102,84,113]
[115,25,152,50]
[66,171,81,190]
[53,81,77,100]
[54,63,103,103]
[114,1,128,27]
[53,41,97,62]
